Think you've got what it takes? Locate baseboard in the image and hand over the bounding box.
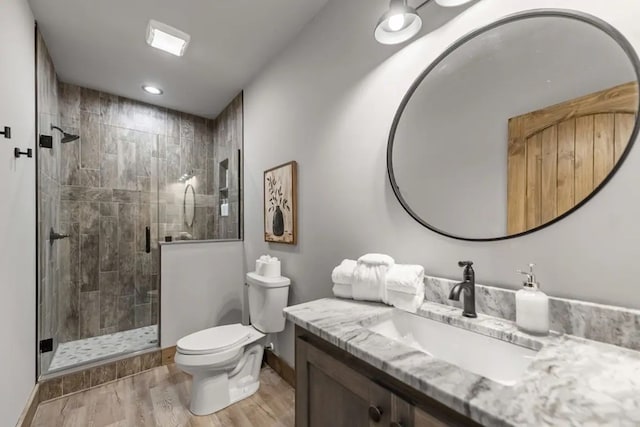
[264,349,296,388]
[161,346,177,365]
[16,383,39,427]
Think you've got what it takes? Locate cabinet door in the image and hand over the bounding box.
[296,337,391,427]
[413,407,453,427]
[390,393,414,427]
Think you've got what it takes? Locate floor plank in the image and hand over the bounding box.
[32,366,294,427]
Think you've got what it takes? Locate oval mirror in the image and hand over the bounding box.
[388,11,640,241]
[184,184,196,228]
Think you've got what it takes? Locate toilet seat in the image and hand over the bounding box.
[178,324,252,355]
[176,323,265,369]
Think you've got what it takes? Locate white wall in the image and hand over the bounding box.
[160,241,245,346]
[393,17,635,238]
[0,0,36,423]
[244,0,640,366]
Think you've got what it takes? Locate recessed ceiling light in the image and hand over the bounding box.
[142,85,163,95]
[146,19,190,57]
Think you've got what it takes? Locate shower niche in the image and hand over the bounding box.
[219,158,229,218]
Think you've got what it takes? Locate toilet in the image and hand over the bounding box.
[175,272,291,416]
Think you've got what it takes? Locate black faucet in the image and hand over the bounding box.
[448,261,477,318]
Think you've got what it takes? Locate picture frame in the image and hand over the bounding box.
[264,161,297,244]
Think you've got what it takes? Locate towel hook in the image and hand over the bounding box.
[14,148,32,158]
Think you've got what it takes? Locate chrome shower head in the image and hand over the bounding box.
[51,125,80,143]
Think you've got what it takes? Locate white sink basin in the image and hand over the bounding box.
[368,310,538,386]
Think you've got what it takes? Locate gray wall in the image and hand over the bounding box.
[0,0,36,422]
[160,241,244,346]
[393,16,636,238]
[244,0,640,366]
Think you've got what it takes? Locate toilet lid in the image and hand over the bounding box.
[177,324,252,355]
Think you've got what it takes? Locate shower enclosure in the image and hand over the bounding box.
[36,30,162,375]
[36,30,243,378]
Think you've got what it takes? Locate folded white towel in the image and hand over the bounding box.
[386,264,425,294]
[387,289,424,313]
[357,253,395,267]
[331,259,357,285]
[332,283,353,299]
[352,263,390,303]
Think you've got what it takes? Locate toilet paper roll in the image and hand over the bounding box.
[256,260,265,276]
[262,260,281,277]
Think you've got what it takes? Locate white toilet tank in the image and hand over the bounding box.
[246,272,291,333]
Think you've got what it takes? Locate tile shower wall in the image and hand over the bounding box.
[57,82,162,342]
[55,84,243,342]
[158,93,242,242]
[131,91,241,242]
[37,30,62,371]
[210,93,243,240]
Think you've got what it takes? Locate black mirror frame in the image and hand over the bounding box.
[387,9,640,242]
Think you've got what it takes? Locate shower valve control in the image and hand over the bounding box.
[39,134,53,149]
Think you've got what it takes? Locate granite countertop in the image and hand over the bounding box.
[284,298,640,427]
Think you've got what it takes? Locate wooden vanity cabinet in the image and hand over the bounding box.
[295,326,478,427]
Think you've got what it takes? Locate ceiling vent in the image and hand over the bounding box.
[146,19,190,57]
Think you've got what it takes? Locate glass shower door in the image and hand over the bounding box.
[36,117,162,377]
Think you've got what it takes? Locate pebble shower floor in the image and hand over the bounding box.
[48,325,158,372]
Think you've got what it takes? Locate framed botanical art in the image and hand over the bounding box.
[264,161,297,244]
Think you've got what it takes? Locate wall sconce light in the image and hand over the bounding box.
[374,0,477,45]
[374,0,423,45]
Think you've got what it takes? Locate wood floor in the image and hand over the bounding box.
[31,365,294,427]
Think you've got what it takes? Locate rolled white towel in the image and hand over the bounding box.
[387,289,425,313]
[332,283,353,299]
[352,263,390,303]
[331,259,357,285]
[357,253,395,267]
[386,264,425,294]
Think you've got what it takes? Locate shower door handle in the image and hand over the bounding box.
[145,226,151,253]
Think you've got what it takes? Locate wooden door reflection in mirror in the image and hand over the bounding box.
[507,82,638,234]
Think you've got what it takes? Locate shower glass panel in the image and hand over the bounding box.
[36,32,162,377]
[159,94,244,243]
[36,126,162,377]
[36,123,161,378]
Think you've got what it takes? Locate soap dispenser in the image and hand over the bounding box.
[515,264,549,335]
